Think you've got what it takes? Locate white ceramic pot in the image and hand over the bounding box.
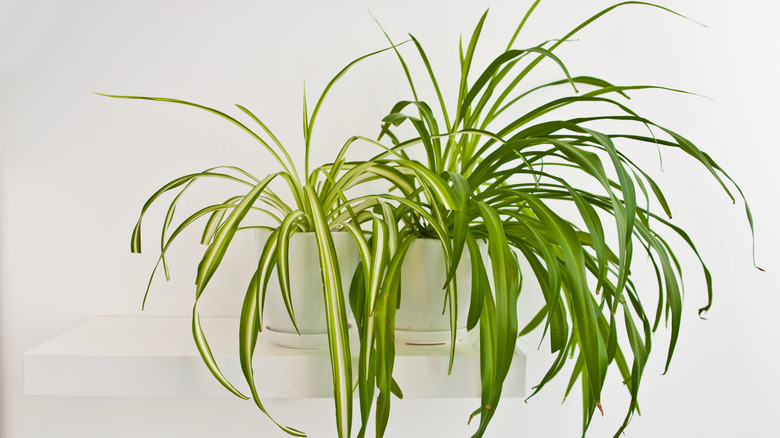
[257,231,359,349]
[395,238,487,345]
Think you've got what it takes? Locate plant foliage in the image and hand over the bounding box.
[104,2,758,438]
[364,1,758,436]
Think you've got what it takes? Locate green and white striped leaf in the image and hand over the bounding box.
[303,185,352,438]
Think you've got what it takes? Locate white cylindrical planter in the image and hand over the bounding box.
[395,238,486,345]
[257,231,359,348]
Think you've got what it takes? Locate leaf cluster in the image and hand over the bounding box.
[355,1,757,436]
[103,2,757,438]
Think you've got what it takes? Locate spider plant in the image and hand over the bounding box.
[361,1,759,437]
[98,45,416,438]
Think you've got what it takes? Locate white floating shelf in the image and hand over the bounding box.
[24,316,525,399]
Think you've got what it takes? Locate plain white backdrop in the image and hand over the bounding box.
[1,0,777,436]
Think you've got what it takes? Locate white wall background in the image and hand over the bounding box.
[1,0,777,437]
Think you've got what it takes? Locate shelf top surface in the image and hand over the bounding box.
[25,316,497,358]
